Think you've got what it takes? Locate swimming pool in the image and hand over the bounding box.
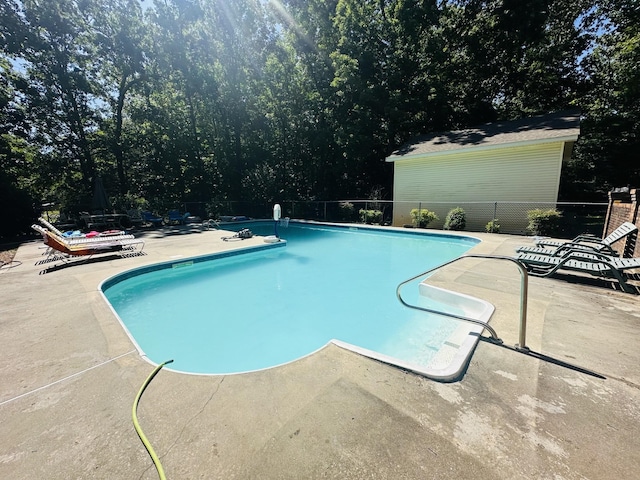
[102,222,492,378]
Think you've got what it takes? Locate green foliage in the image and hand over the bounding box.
[443,207,466,231]
[485,219,501,234]
[526,209,562,236]
[0,171,35,239]
[339,201,355,221]
[204,200,227,220]
[0,0,637,210]
[359,209,382,224]
[560,0,640,200]
[410,208,438,228]
[112,193,149,212]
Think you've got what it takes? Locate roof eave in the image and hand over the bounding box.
[386,134,580,162]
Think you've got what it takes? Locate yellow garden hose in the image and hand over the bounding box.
[132,360,174,480]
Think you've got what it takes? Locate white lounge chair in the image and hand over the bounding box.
[38,217,134,244]
[32,224,144,265]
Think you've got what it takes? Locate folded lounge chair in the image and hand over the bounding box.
[516,250,640,293]
[32,224,144,265]
[532,222,637,254]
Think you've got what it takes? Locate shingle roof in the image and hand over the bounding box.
[387,110,581,160]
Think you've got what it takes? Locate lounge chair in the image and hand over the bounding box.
[516,250,640,293]
[32,224,144,265]
[516,240,622,258]
[166,210,189,225]
[38,217,134,243]
[532,222,637,254]
[141,211,164,227]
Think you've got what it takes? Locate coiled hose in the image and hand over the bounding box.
[132,360,174,480]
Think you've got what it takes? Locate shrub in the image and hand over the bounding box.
[443,207,466,231]
[410,208,438,228]
[0,175,35,238]
[339,201,355,221]
[526,208,562,236]
[485,219,501,233]
[359,209,382,224]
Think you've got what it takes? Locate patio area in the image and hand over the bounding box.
[1,225,638,479]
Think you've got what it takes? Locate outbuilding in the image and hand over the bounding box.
[386,110,581,233]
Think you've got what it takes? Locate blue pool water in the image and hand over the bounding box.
[102,223,479,374]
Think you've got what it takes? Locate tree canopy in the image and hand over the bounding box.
[1,0,638,235]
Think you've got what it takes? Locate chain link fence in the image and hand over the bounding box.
[181,200,608,238]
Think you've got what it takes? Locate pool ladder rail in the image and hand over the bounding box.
[396,254,530,352]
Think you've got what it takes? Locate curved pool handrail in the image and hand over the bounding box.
[396,254,530,350]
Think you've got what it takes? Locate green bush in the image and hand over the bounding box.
[339,201,355,221]
[359,209,382,224]
[0,174,35,238]
[443,207,466,231]
[526,208,562,236]
[410,208,438,228]
[485,219,501,233]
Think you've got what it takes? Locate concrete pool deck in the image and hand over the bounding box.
[1,224,639,479]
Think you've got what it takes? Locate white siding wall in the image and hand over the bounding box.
[392,142,565,232]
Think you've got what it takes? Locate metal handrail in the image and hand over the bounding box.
[396,254,530,351]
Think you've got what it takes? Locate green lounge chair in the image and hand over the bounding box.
[516,250,640,293]
[531,222,637,256]
[516,244,620,257]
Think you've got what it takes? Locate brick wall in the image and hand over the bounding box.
[603,188,639,257]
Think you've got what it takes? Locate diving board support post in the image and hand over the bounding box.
[396,254,530,352]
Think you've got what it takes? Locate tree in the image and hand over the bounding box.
[1,0,638,214]
[6,0,106,205]
[89,0,148,195]
[0,58,36,237]
[440,0,588,123]
[564,0,640,199]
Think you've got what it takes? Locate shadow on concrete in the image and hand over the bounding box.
[37,251,147,274]
[545,272,639,295]
[478,337,607,380]
[133,224,209,239]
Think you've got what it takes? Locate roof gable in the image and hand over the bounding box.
[388,110,581,161]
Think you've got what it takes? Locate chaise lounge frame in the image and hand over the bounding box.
[32,224,144,266]
[516,250,640,293]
